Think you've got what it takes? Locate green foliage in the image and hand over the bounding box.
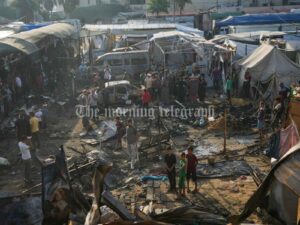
[69,4,127,23]
[175,0,191,14]
[148,0,169,16]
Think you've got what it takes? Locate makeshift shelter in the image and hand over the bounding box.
[0,23,77,55]
[150,31,229,75]
[234,44,300,101]
[230,139,300,225]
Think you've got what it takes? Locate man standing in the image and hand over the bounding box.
[18,135,32,184]
[164,146,176,192]
[186,146,198,193]
[104,65,112,82]
[144,74,152,91]
[198,74,207,102]
[272,97,283,131]
[29,112,40,150]
[88,88,98,120]
[257,101,265,143]
[212,67,221,94]
[115,116,124,150]
[141,89,151,108]
[15,110,31,141]
[126,119,138,169]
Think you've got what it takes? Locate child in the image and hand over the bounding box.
[178,152,187,197]
[186,146,198,193]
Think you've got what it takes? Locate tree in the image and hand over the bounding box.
[40,0,79,17]
[175,0,191,15]
[11,0,39,22]
[148,0,169,16]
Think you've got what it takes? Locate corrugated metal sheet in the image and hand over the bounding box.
[274,152,300,196]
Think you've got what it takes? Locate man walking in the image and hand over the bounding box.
[126,119,138,169]
[15,110,31,141]
[29,111,40,150]
[18,135,32,184]
[115,116,124,150]
[186,146,198,193]
[164,146,177,192]
[141,88,151,108]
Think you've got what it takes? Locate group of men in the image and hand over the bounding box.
[164,146,198,198]
[15,108,45,184]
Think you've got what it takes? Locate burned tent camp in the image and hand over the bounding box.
[3,7,300,225]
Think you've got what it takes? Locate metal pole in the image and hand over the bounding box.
[223,105,227,154]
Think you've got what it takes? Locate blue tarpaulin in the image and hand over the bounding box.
[20,23,50,32]
[216,13,300,27]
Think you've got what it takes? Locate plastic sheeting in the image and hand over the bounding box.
[279,123,300,157]
[216,13,300,27]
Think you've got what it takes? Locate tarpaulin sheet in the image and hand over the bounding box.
[216,13,300,27]
[280,123,300,157]
[20,23,50,32]
[0,23,76,55]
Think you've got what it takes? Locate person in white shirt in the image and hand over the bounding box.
[104,65,112,82]
[15,75,22,98]
[18,135,32,184]
[88,89,99,120]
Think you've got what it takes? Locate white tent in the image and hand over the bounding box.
[234,44,300,100]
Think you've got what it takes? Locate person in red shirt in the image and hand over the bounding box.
[186,146,198,193]
[141,88,151,108]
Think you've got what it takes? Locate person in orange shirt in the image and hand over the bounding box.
[29,112,40,150]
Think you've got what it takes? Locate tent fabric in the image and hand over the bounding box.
[0,37,38,55]
[279,123,300,157]
[234,44,300,100]
[0,23,76,55]
[216,13,300,27]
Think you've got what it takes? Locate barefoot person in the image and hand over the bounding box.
[186,146,198,193]
[164,146,176,192]
[18,135,33,184]
[178,152,187,197]
[115,116,124,150]
[257,101,266,144]
[126,119,138,170]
